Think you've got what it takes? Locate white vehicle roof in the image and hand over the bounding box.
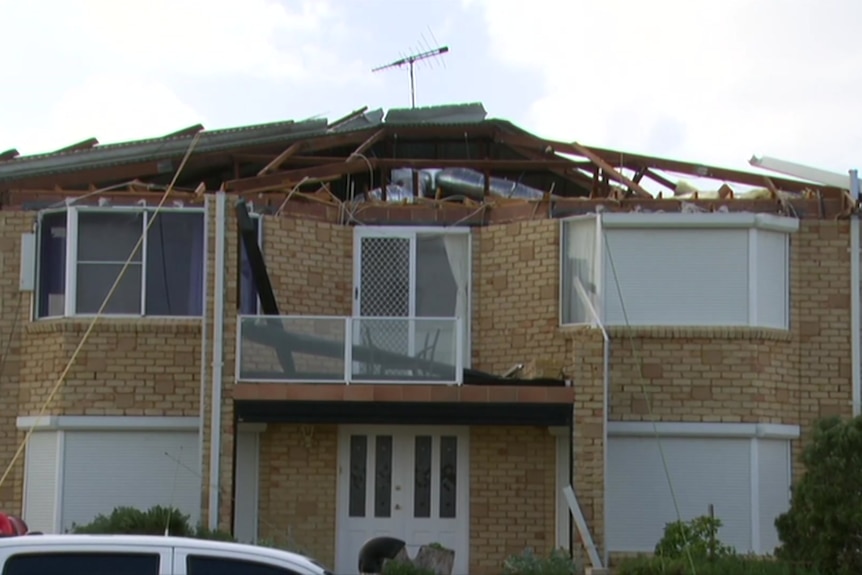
[0,534,329,573]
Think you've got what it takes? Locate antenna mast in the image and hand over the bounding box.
[372,45,449,108]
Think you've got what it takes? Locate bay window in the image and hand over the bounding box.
[560,212,798,329]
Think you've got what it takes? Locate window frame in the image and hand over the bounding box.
[559,214,603,327]
[352,225,473,369]
[33,204,207,320]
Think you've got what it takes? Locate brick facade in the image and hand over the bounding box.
[469,426,558,575]
[2,195,855,572]
[0,212,32,513]
[257,424,338,567]
[473,220,566,376]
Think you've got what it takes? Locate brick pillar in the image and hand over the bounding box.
[569,328,606,564]
[217,205,240,533]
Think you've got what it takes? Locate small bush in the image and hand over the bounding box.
[617,555,821,575]
[71,505,234,541]
[380,561,436,575]
[654,515,734,560]
[502,548,578,575]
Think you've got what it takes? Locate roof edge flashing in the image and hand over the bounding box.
[600,211,800,233]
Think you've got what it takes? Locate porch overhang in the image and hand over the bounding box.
[234,384,574,426]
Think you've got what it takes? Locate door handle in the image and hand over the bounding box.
[395,504,402,510]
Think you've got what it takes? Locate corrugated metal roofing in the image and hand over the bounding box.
[0,102,499,183]
[0,118,328,182]
[384,102,486,125]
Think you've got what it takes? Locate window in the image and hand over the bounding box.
[560,212,798,329]
[560,214,599,325]
[3,551,160,575]
[239,213,263,315]
[35,207,206,318]
[354,227,471,373]
[186,555,303,575]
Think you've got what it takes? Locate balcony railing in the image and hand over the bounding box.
[237,315,463,385]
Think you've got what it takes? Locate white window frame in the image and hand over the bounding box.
[558,214,604,327]
[559,212,799,329]
[33,204,207,320]
[353,225,473,368]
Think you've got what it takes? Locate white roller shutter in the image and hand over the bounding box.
[233,429,260,544]
[602,228,750,326]
[61,430,200,532]
[607,436,752,553]
[23,431,61,533]
[754,231,790,329]
[757,439,792,555]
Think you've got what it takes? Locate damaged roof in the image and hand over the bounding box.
[0,103,495,183]
[0,101,850,214]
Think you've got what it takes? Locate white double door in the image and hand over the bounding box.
[336,426,469,575]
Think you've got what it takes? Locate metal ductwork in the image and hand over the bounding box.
[436,167,546,201]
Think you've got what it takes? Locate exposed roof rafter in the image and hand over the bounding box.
[493,131,842,194]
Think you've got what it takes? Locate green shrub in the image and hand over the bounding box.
[380,561,436,575]
[502,548,578,575]
[654,515,734,560]
[617,555,821,575]
[774,416,862,574]
[71,505,234,542]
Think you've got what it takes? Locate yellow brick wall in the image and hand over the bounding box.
[606,327,797,424]
[22,320,201,415]
[0,212,33,512]
[473,220,567,377]
[265,216,353,316]
[469,426,558,575]
[257,424,338,568]
[568,329,605,561]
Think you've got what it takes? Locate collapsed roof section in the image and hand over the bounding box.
[0,102,852,219]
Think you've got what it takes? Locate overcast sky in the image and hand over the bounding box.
[1,0,859,176]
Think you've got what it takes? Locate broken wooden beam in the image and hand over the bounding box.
[643,169,677,191]
[228,158,377,193]
[257,142,304,176]
[349,128,386,158]
[569,142,652,198]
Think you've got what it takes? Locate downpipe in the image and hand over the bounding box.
[208,191,227,530]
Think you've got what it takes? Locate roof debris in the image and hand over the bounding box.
[0,102,852,220]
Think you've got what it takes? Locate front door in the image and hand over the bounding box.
[336,426,469,575]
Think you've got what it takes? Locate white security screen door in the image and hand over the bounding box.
[353,228,470,379]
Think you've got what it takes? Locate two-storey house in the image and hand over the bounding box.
[0,103,854,574]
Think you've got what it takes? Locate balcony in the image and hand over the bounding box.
[237,315,464,385]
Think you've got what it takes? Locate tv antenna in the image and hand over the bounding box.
[372,45,449,108]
